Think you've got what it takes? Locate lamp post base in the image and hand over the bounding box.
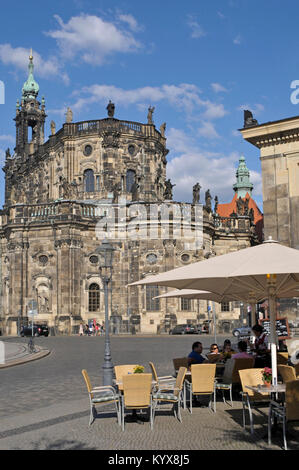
[102,363,114,387]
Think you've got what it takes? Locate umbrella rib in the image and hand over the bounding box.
[226,276,264,295]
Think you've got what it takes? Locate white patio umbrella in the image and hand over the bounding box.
[130,238,299,385]
[154,288,247,303]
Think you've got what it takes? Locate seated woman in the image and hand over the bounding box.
[232,340,252,359]
[207,343,223,363]
[221,339,235,360]
[210,343,220,354]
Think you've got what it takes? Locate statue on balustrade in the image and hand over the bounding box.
[113,182,122,203]
[65,107,73,123]
[147,106,155,125]
[160,122,166,137]
[192,183,201,204]
[50,120,56,136]
[164,179,175,200]
[106,100,115,118]
[205,189,212,213]
[214,195,218,214]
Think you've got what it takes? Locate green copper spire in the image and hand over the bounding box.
[233,155,253,198]
[22,49,39,100]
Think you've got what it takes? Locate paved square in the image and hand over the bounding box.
[0,335,298,450]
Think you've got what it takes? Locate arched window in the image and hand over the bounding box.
[126,169,136,193]
[89,283,100,312]
[84,169,95,192]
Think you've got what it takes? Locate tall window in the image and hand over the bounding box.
[96,175,100,191]
[221,302,230,312]
[84,169,95,192]
[89,283,100,312]
[181,298,191,311]
[146,285,160,311]
[126,169,136,193]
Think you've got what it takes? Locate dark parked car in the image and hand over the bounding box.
[232,326,252,337]
[20,324,49,337]
[169,324,198,335]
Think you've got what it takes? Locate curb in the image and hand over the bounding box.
[0,348,51,369]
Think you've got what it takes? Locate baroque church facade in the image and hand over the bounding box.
[0,54,262,335]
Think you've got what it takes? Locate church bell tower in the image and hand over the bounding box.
[14,50,46,156]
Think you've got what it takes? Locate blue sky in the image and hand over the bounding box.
[1,0,299,209]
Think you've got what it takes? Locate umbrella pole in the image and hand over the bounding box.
[267,275,278,386]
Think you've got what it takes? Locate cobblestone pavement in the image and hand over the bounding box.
[0,335,298,450]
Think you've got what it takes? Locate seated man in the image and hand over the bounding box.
[188,341,207,366]
[232,340,252,359]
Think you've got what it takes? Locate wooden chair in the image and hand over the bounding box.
[152,367,187,423]
[82,369,120,426]
[114,364,139,391]
[277,352,289,365]
[231,357,255,385]
[173,357,189,374]
[121,373,153,431]
[239,368,270,434]
[278,365,297,383]
[214,358,234,408]
[185,364,216,413]
[268,380,299,450]
[149,362,176,390]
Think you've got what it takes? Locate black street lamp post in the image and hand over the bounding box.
[96,239,116,386]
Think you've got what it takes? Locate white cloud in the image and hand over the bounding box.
[0,44,69,84]
[71,83,228,124]
[202,101,227,120]
[233,35,242,45]
[165,128,263,204]
[198,121,220,139]
[211,82,228,93]
[46,14,141,65]
[117,13,142,32]
[187,15,206,39]
[0,134,14,143]
[166,128,241,203]
[238,103,265,115]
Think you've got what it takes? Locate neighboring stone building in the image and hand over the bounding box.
[0,54,260,335]
[240,113,299,249]
[240,111,299,328]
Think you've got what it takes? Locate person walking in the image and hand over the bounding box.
[79,323,84,336]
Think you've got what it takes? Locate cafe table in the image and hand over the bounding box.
[245,384,286,395]
[245,384,286,438]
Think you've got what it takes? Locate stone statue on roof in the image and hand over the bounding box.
[164,179,175,200]
[192,183,201,204]
[147,106,155,125]
[243,110,258,128]
[214,195,218,214]
[50,120,56,136]
[205,189,212,213]
[65,107,73,123]
[106,100,115,118]
[160,122,166,137]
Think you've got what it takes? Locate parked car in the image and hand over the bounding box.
[169,324,199,335]
[20,324,49,337]
[197,322,210,334]
[232,326,252,337]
